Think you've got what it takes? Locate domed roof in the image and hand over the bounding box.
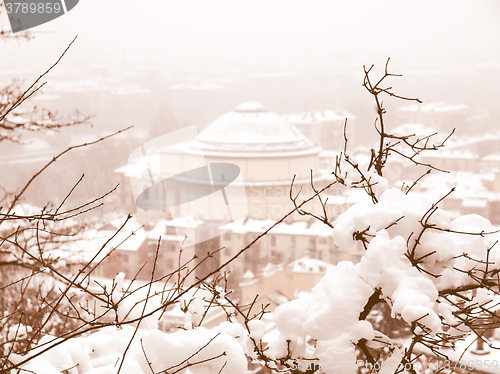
[192,102,320,156]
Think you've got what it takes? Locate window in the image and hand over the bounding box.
[329,249,336,262]
[271,250,283,263]
[309,238,316,250]
[224,232,232,241]
[291,236,296,248]
[167,258,174,269]
[270,235,276,247]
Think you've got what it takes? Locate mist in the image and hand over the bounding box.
[1,0,500,210]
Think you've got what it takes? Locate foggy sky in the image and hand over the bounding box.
[1,0,499,73]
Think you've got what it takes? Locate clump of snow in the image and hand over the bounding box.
[331,186,500,338]
[8,324,32,341]
[137,327,247,373]
[333,188,426,249]
[365,170,389,198]
[15,325,247,374]
[247,320,266,341]
[355,231,441,332]
[180,287,214,329]
[215,321,255,358]
[110,273,162,330]
[269,262,374,371]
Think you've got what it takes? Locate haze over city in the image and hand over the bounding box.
[1,1,499,199]
[2,2,500,373]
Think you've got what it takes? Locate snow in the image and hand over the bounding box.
[11,147,500,373]
[147,217,203,240]
[333,188,430,249]
[419,149,478,159]
[462,198,488,208]
[13,281,248,374]
[398,102,468,114]
[242,270,254,280]
[247,320,266,341]
[445,130,500,150]
[8,324,32,341]
[267,291,290,306]
[331,186,500,336]
[195,103,315,150]
[356,231,441,331]
[17,325,247,374]
[233,101,266,112]
[115,153,161,179]
[183,140,322,158]
[292,257,334,273]
[47,220,147,266]
[269,261,374,372]
[414,333,500,374]
[391,123,439,138]
[416,171,490,199]
[285,109,355,124]
[220,218,334,237]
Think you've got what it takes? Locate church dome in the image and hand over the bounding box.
[192,102,319,156]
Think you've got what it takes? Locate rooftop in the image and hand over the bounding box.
[285,109,355,125]
[398,102,468,114]
[189,102,321,156]
[220,217,334,237]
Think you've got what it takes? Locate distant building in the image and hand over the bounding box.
[219,218,362,284]
[396,102,469,135]
[49,218,149,280]
[396,101,492,137]
[418,150,480,173]
[116,102,329,222]
[112,102,356,283]
[285,110,355,151]
[239,257,335,311]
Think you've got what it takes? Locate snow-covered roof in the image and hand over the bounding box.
[219,218,333,237]
[148,217,203,240]
[266,291,289,306]
[190,102,321,155]
[411,172,500,205]
[482,154,500,162]
[446,131,500,150]
[462,198,488,208]
[325,188,372,206]
[292,257,334,273]
[242,270,254,280]
[285,110,355,125]
[419,150,478,159]
[391,123,439,138]
[46,220,148,264]
[398,102,468,114]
